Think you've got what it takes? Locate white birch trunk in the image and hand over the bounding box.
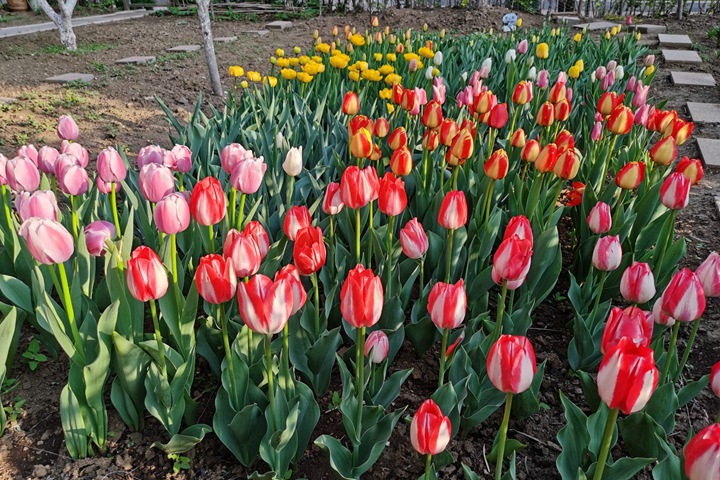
[35,0,77,51]
[196,0,224,96]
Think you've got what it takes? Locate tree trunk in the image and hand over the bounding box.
[35,0,78,51]
[196,0,224,96]
[677,0,683,19]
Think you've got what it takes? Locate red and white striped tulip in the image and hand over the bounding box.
[597,337,658,414]
[364,330,389,364]
[223,229,262,278]
[340,264,384,329]
[293,226,326,276]
[592,235,622,271]
[660,268,706,322]
[438,190,468,230]
[660,172,691,210]
[399,218,428,259]
[620,261,656,304]
[378,172,407,216]
[684,423,720,480]
[410,399,452,455]
[587,202,612,234]
[237,274,293,335]
[125,246,169,302]
[190,177,226,226]
[283,205,312,241]
[504,215,533,243]
[486,335,537,394]
[711,361,720,399]
[274,264,307,315]
[696,252,720,298]
[322,182,344,215]
[428,279,467,330]
[601,306,652,354]
[195,254,237,304]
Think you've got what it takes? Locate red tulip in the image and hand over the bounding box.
[487,335,537,394]
[139,163,175,203]
[410,399,451,455]
[399,218,428,259]
[340,264,384,328]
[190,177,226,226]
[485,149,509,180]
[422,100,443,129]
[96,147,127,184]
[154,192,191,235]
[19,217,74,265]
[685,424,720,480]
[340,165,379,209]
[364,330,389,364]
[283,205,312,241]
[125,246,169,302]
[390,146,413,177]
[660,172,690,210]
[615,162,645,190]
[57,115,79,141]
[438,190,468,230]
[84,221,116,257]
[492,235,533,289]
[661,268,706,322]
[521,140,540,163]
[601,306,652,354]
[675,157,703,185]
[606,105,634,135]
[244,221,270,258]
[592,235,622,271]
[620,262,656,304]
[649,136,678,166]
[566,182,585,207]
[536,101,555,126]
[711,361,720,398]
[293,226,326,276]
[400,88,417,112]
[342,91,360,115]
[587,202,612,234]
[378,172,407,216]
[504,215,533,243]
[428,279,467,329]
[696,252,720,298]
[534,143,558,173]
[488,103,508,129]
[597,337,658,414]
[237,274,293,335]
[275,264,307,315]
[196,254,237,304]
[223,229,262,278]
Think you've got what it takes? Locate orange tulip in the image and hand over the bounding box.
[388,127,408,150]
[349,115,373,135]
[536,102,555,127]
[350,128,373,159]
[369,143,382,161]
[374,117,390,138]
[547,81,566,104]
[473,90,496,115]
[597,92,624,117]
[554,149,581,179]
[390,145,413,176]
[512,81,533,105]
[606,105,634,135]
[423,129,439,151]
[422,100,444,129]
[439,118,459,147]
[667,118,693,146]
[649,136,677,166]
[342,91,360,115]
[521,139,541,163]
[400,88,416,111]
[534,143,559,173]
[485,149,509,180]
[450,127,474,161]
[555,129,575,153]
[511,128,526,148]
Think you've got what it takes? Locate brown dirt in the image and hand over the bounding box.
[0,7,720,480]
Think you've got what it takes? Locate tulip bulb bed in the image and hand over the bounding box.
[0,18,718,480]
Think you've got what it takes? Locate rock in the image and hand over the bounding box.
[32,465,49,478]
[115,454,133,471]
[40,430,51,441]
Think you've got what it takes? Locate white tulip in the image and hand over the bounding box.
[615,65,625,80]
[433,51,443,66]
[482,57,492,70]
[276,132,285,150]
[528,66,537,81]
[505,49,517,64]
[283,146,303,177]
[425,66,434,80]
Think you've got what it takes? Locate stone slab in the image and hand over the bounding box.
[241,29,270,36]
[166,45,201,52]
[715,196,720,217]
[671,71,716,86]
[697,138,720,167]
[115,55,156,64]
[45,73,94,84]
[638,39,659,47]
[573,21,618,31]
[632,23,667,34]
[0,9,148,38]
[555,16,581,25]
[687,102,720,123]
[658,33,692,47]
[214,36,237,43]
[265,20,293,30]
[0,97,15,105]
[662,49,702,64]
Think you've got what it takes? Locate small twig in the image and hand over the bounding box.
[482,443,490,473]
[15,442,73,460]
[511,429,562,452]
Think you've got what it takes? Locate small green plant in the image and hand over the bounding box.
[63,80,92,90]
[708,26,720,46]
[168,454,191,473]
[21,339,47,371]
[91,61,109,73]
[4,397,25,424]
[35,42,115,56]
[326,390,341,410]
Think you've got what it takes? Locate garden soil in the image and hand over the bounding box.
[0,7,719,480]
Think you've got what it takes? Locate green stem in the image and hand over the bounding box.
[593,408,620,480]
[69,195,79,241]
[355,326,366,441]
[495,392,514,480]
[236,193,246,230]
[592,270,608,313]
[218,303,238,405]
[438,328,450,388]
[611,189,627,234]
[368,202,374,266]
[110,183,122,237]
[484,180,496,229]
[507,289,516,316]
[509,104,520,139]
[208,224,216,253]
[355,208,362,265]
[545,179,565,230]
[1,185,12,231]
[422,148,431,191]
[149,298,168,381]
[57,262,86,364]
[177,172,184,192]
[229,188,237,229]
[661,321,681,385]
[419,258,425,296]
[654,210,678,274]
[675,317,701,381]
[444,228,455,283]
[286,176,295,212]
[171,233,178,289]
[526,172,544,223]
[311,272,321,338]
[598,136,618,194]
[265,334,275,430]
[386,216,395,297]
[491,281,509,342]
[451,164,459,191]
[425,453,433,480]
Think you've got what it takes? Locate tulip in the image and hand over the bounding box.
[387,127,408,151]
[378,172,407,216]
[620,262,656,304]
[350,128,373,159]
[438,190,467,230]
[606,105,634,135]
[190,177,226,227]
[293,226,326,276]
[57,115,79,141]
[591,122,603,142]
[364,330,389,364]
[5,156,40,193]
[84,220,116,257]
[323,182,344,215]
[224,228,262,278]
[653,297,675,327]
[536,102,555,126]
[139,163,175,203]
[488,103,509,129]
[712,361,720,398]
[492,234,533,286]
[534,143,558,173]
[535,69,549,89]
[669,118,693,146]
[19,217,74,265]
[154,192,190,235]
[428,279,466,330]
[548,81,566,103]
[685,424,720,480]
[283,146,303,177]
[341,264,383,329]
[597,337,658,414]
[601,306,653,354]
[592,235,622,271]
[221,143,253,174]
[275,264,306,316]
[283,205,312,241]
[635,104,653,127]
[660,172,690,210]
[237,274,293,335]
[15,190,58,223]
[449,128,474,163]
[230,155,266,195]
[587,202,612,234]
[510,129,526,148]
[126,246,168,302]
[374,117,390,138]
[97,147,127,184]
[597,91,624,117]
[36,146,59,175]
[96,178,119,195]
[422,129,439,151]
[675,157,704,185]
[661,268,706,323]
[400,88,417,111]
[485,149,509,180]
[137,145,166,168]
[58,163,89,196]
[432,77,446,104]
[349,115,374,136]
[566,182,585,207]
[650,136,677,166]
[61,142,88,167]
[243,221,269,259]
[410,399,451,459]
[195,254,237,305]
[390,146,413,177]
[521,140,540,163]
[342,91,360,115]
[696,252,720,298]
[554,99,571,122]
[512,81,533,105]
[54,153,78,179]
[340,165,378,209]
[164,144,192,173]
[438,119,459,147]
[554,149,580,179]
[535,42,549,59]
[400,218,428,260]
[421,100,443,129]
[16,145,38,167]
[615,162,645,190]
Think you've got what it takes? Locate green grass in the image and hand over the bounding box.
[35,42,115,56]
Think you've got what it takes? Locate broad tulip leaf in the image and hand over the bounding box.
[151,424,212,454]
[556,391,591,479]
[0,275,32,313]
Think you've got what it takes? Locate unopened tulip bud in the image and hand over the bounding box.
[615,162,645,190]
[592,235,622,271]
[650,136,677,166]
[675,157,704,185]
[587,202,612,234]
[660,172,690,210]
[283,146,303,177]
[510,128,526,148]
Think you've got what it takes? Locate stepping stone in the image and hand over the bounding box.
[45,73,94,84]
[241,29,270,36]
[662,49,702,64]
[0,97,15,104]
[697,138,720,167]
[573,21,618,31]
[686,102,720,123]
[265,20,293,30]
[715,196,720,217]
[166,45,201,52]
[214,36,237,43]
[638,38,659,47]
[115,55,156,64]
[555,16,581,25]
[658,33,692,47]
[671,71,716,86]
[632,24,666,34]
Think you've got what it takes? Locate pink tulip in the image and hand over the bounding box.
[587,202,612,234]
[223,228,262,278]
[432,77,446,104]
[0,154,8,185]
[274,265,307,315]
[428,279,467,329]
[6,156,40,193]
[153,192,190,235]
[137,145,166,168]
[652,297,675,326]
[322,182,344,215]
[592,235,622,271]
[97,147,127,184]
[244,221,270,258]
[711,361,720,399]
[283,205,312,241]
[364,330,389,364]
[17,145,38,166]
[221,143,253,175]
[57,115,79,141]
[492,234,533,289]
[19,217,74,265]
[237,274,293,335]
[660,172,691,210]
[96,177,121,195]
[54,153,78,178]
[517,39,528,54]
[15,190,59,222]
[230,156,266,195]
[164,144,193,173]
[620,262,656,304]
[84,220,117,257]
[58,163,89,196]
[139,163,175,203]
[536,69,549,89]
[633,83,650,108]
[399,217,429,259]
[626,75,637,92]
[61,141,88,167]
[37,146,60,175]
[634,104,653,127]
[661,268,706,322]
[696,252,720,298]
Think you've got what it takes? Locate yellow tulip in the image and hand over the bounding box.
[247,71,261,82]
[432,67,440,77]
[297,72,313,83]
[387,103,395,114]
[386,53,396,62]
[605,31,611,40]
[315,43,331,54]
[277,58,290,68]
[289,58,300,67]
[329,54,349,69]
[281,68,297,80]
[610,26,618,36]
[568,66,580,79]
[575,59,584,71]
[228,65,244,77]
[276,48,285,57]
[516,18,522,27]
[263,76,278,87]
[361,69,382,81]
[349,70,360,82]
[535,42,549,59]
[440,29,446,38]
[299,55,310,65]
[645,65,655,76]
[384,73,402,85]
[573,33,582,42]
[240,80,248,89]
[379,88,392,100]
[378,64,394,76]
[270,56,277,64]
[294,46,301,54]
[418,46,434,59]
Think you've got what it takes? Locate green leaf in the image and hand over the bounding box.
[370,368,412,409]
[151,424,212,454]
[556,391,591,479]
[0,275,33,312]
[59,384,88,459]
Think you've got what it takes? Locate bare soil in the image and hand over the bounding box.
[0,7,719,480]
